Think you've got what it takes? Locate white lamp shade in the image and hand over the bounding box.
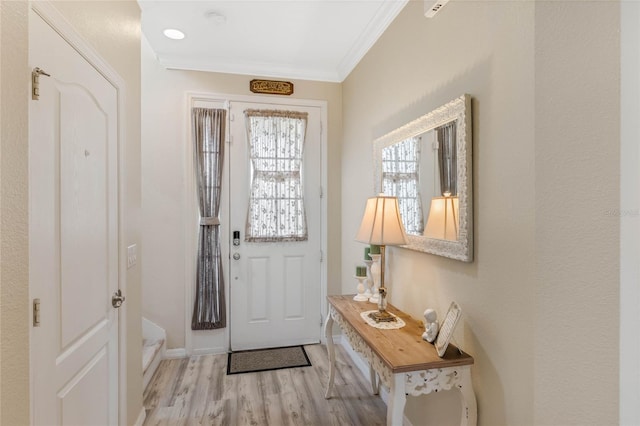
[424,196,459,241]
[356,195,408,246]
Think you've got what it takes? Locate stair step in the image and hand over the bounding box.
[142,338,164,376]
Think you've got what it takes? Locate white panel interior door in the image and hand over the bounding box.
[29,10,119,425]
[229,101,322,351]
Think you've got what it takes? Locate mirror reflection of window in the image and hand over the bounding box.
[381,137,424,235]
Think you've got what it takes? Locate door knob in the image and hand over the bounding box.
[112,289,125,308]
[233,253,241,260]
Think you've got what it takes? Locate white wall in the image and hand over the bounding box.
[343,1,622,425]
[533,2,619,423]
[141,37,342,351]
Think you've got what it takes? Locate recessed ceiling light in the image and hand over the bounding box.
[163,29,185,40]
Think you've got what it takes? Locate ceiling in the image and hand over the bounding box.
[139,0,409,82]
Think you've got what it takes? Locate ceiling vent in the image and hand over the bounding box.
[424,0,450,18]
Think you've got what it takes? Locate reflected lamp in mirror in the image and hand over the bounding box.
[356,195,408,323]
[424,196,459,241]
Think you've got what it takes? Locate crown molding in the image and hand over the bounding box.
[336,0,409,81]
[158,55,342,83]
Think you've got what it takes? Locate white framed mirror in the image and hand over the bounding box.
[373,94,472,262]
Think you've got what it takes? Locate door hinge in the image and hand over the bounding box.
[320,314,323,327]
[319,186,324,199]
[33,298,41,327]
[32,67,51,100]
[320,250,324,263]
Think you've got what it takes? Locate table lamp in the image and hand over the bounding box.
[356,194,408,322]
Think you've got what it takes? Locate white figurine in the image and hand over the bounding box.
[422,308,439,343]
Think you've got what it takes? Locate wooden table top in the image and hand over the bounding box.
[328,295,474,373]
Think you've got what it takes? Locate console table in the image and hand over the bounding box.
[324,295,477,426]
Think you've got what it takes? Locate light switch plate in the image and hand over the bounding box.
[127,244,137,268]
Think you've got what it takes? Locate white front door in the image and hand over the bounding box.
[228,101,322,351]
[29,9,120,425]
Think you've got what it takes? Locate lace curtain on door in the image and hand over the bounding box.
[244,109,308,242]
[382,136,424,234]
[192,107,226,330]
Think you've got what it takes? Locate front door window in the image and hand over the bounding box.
[244,109,308,242]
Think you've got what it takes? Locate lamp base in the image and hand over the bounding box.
[368,309,397,323]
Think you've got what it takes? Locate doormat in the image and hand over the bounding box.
[227,345,311,375]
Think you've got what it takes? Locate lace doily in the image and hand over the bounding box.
[360,310,406,329]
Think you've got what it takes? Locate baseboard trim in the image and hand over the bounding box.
[164,347,228,358]
[335,335,413,426]
[134,407,146,426]
[164,348,188,359]
[193,346,227,356]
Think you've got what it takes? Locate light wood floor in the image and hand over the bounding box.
[143,343,387,426]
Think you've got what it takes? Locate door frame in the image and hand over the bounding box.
[28,3,129,425]
[184,92,328,355]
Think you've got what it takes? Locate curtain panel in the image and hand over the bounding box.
[436,122,457,196]
[192,107,226,330]
[244,109,309,242]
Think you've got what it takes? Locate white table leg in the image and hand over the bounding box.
[324,312,336,399]
[369,366,379,395]
[387,373,406,426]
[458,367,477,426]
